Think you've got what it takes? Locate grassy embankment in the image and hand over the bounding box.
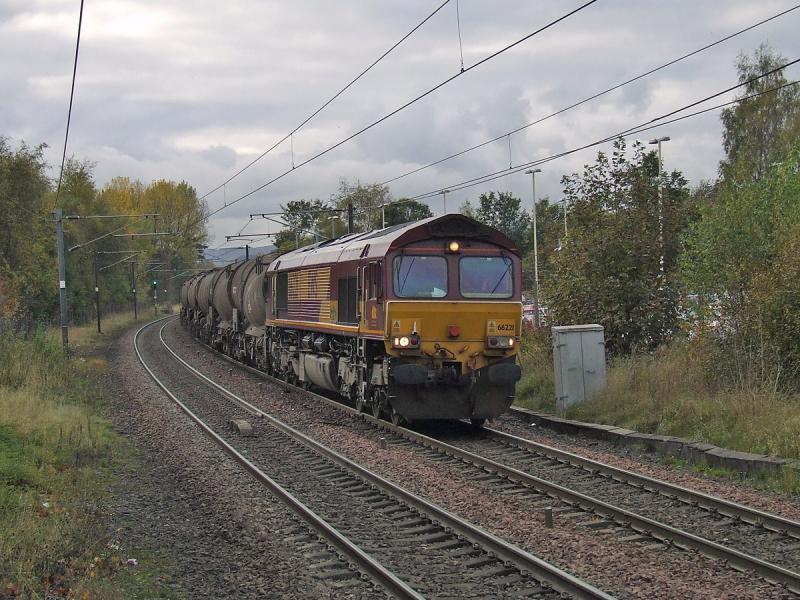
[515,330,800,490]
[0,313,173,598]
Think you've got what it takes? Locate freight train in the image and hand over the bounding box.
[180,214,523,425]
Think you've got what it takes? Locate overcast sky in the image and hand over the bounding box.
[2,0,799,246]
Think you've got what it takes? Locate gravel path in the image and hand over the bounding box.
[163,318,795,599]
[103,322,385,599]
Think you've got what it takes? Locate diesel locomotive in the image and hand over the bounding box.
[181,213,523,425]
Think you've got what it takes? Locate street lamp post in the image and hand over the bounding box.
[525,168,542,328]
[649,136,671,280]
[440,189,449,215]
[330,214,341,238]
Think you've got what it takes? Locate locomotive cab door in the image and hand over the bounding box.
[362,261,383,334]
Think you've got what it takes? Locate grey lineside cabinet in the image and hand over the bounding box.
[552,324,607,412]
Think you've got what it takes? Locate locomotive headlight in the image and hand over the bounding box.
[447,240,460,253]
[487,336,514,349]
[393,334,420,349]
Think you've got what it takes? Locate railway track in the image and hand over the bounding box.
[136,317,613,600]
[171,318,800,595]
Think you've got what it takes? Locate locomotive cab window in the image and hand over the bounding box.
[368,261,383,300]
[459,256,513,298]
[393,256,447,298]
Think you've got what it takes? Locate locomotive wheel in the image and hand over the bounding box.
[355,394,367,413]
[470,418,486,428]
[371,390,384,419]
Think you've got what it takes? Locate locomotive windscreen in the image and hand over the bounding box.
[393,256,447,298]
[459,256,513,298]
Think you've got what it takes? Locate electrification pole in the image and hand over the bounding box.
[93,252,101,333]
[524,169,542,328]
[440,189,449,215]
[130,261,137,320]
[54,208,69,352]
[347,201,354,234]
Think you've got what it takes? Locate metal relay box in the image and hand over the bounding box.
[552,324,607,412]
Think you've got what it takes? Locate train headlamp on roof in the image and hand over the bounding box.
[447,240,460,253]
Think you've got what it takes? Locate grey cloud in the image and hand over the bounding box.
[2,0,798,244]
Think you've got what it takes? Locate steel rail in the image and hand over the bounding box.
[181,325,800,594]
[134,317,425,600]
[481,425,800,538]
[159,320,614,600]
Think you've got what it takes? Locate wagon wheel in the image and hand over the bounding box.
[470,418,486,428]
[355,392,367,413]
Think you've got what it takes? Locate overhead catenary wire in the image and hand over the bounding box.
[379,2,800,187]
[68,216,149,252]
[54,0,85,206]
[406,76,800,201]
[198,0,453,201]
[198,0,600,225]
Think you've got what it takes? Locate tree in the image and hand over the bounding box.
[0,135,209,322]
[681,143,800,378]
[720,45,800,180]
[331,178,391,232]
[0,138,52,321]
[469,191,531,253]
[546,138,692,355]
[383,199,432,226]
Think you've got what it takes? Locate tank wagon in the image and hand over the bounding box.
[181,214,523,425]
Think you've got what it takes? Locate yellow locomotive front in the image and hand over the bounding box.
[379,231,522,424]
[262,214,522,425]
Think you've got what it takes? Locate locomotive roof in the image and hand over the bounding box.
[270,213,518,271]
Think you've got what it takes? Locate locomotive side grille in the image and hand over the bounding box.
[287,267,331,322]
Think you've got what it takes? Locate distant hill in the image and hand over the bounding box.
[203,244,276,266]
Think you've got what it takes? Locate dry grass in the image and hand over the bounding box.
[0,314,170,598]
[514,328,556,413]
[570,340,800,460]
[62,311,140,356]
[514,333,800,491]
